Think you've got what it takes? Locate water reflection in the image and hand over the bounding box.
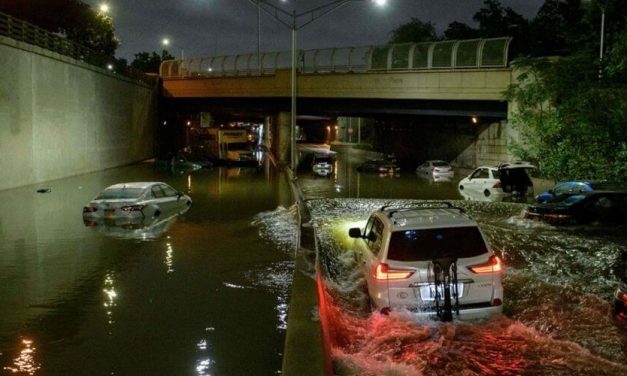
[165,242,174,273]
[3,339,41,375]
[83,210,186,240]
[103,273,117,329]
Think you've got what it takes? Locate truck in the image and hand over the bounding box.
[206,128,254,163]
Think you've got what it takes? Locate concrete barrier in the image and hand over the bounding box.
[0,36,158,191]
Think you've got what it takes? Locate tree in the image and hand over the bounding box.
[389,17,437,43]
[473,0,530,55]
[506,56,627,182]
[130,50,175,73]
[605,23,627,81]
[444,21,480,40]
[529,0,587,56]
[0,0,118,56]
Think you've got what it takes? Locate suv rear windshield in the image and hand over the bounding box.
[387,226,488,261]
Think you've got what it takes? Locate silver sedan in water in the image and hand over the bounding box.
[82,182,192,224]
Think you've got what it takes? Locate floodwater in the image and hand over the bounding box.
[287,147,627,375]
[0,161,293,375]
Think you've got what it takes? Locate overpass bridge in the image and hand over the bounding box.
[159,38,516,165]
[160,37,513,113]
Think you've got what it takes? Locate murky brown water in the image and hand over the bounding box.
[0,162,292,375]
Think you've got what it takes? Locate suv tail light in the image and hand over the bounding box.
[492,181,502,189]
[83,206,98,213]
[469,255,502,274]
[374,263,414,280]
[121,205,145,212]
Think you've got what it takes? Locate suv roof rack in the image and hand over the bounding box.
[380,202,466,219]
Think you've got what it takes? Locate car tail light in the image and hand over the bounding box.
[121,205,145,212]
[492,298,503,306]
[493,181,502,189]
[83,206,98,213]
[469,255,502,274]
[374,263,414,280]
[616,289,627,304]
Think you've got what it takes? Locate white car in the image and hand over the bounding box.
[458,162,536,200]
[82,182,192,223]
[349,203,503,321]
[416,160,454,177]
[311,154,334,177]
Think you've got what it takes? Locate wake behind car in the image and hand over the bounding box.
[524,191,627,225]
[83,182,192,224]
[458,162,536,200]
[348,203,503,321]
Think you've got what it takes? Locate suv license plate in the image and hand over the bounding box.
[419,283,464,301]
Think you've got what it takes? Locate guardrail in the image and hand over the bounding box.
[160,37,512,79]
[0,11,156,86]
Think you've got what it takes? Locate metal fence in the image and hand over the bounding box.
[0,11,156,86]
[160,37,512,78]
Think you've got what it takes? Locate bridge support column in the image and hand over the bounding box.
[275,112,291,166]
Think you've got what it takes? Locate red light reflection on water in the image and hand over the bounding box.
[3,339,41,375]
[322,293,627,376]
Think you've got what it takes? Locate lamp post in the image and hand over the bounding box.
[246,0,387,171]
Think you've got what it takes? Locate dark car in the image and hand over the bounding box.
[523,191,627,225]
[356,159,400,174]
[535,180,619,203]
[615,277,627,319]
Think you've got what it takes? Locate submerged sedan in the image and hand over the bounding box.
[523,191,627,225]
[83,182,192,222]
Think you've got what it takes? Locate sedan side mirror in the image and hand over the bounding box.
[177,191,183,200]
[348,228,362,238]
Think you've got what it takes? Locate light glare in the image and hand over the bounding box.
[99,3,110,13]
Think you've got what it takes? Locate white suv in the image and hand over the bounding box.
[349,203,503,321]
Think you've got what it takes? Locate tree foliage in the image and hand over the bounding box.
[0,0,118,56]
[506,56,627,182]
[130,50,175,73]
[389,17,437,43]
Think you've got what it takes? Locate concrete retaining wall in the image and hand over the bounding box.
[0,36,158,191]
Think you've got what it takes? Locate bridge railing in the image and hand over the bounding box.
[0,11,156,86]
[160,37,512,78]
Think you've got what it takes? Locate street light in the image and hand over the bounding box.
[246,0,387,171]
[584,0,607,78]
[99,3,110,13]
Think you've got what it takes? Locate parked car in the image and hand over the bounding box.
[535,180,619,203]
[357,159,401,174]
[416,160,454,178]
[311,154,334,177]
[82,182,192,224]
[348,203,503,321]
[458,162,536,200]
[615,277,627,320]
[523,191,627,225]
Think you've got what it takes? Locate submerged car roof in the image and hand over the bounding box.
[377,205,477,231]
[105,182,163,190]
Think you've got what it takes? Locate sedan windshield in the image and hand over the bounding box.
[96,188,145,200]
[432,161,450,167]
[388,227,488,261]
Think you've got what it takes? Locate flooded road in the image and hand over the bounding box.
[0,162,293,375]
[289,147,627,375]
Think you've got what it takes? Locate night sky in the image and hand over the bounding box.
[84,0,545,61]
